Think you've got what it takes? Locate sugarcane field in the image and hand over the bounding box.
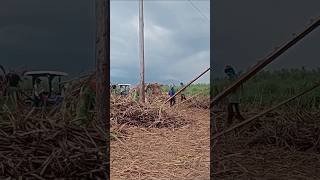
[211,16,320,179]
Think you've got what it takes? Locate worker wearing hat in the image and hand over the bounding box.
[224,65,245,127]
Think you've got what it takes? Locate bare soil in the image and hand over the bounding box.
[111,108,210,180]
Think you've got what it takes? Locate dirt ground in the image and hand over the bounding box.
[111,108,210,180]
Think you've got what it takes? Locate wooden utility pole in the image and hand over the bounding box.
[139,0,145,103]
[95,0,109,178]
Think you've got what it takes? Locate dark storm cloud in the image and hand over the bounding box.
[0,0,95,77]
[213,0,320,77]
[0,0,210,83]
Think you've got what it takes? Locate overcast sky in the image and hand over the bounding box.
[0,0,210,85]
[212,0,320,78]
[0,0,96,76]
[111,0,210,85]
[4,1,317,83]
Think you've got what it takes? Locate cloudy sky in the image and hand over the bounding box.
[0,0,209,85]
[212,0,320,78]
[0,0,96,76]
[111,0,210,85]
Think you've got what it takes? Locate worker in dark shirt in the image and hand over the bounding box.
[5,71,21,111]
[168,87,176,107]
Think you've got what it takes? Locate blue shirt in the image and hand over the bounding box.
[168,89,175,97]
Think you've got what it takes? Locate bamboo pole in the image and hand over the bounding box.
[210,17,320,107]
[212,81,320,140]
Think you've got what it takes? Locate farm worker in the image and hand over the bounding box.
[111,85,117,95]
[168,87,176,107]
[146,85,153,96]
[119,86,123,95]
[33,78,44,107]
[5,71,21,111]
[132,88,139,101]
[146,85,153,103]
[75,76,96,126]
[179,82,187,101]
[224,65,245,127]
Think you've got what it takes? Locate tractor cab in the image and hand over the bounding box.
[23,71,68,106]
[118,84,131,96]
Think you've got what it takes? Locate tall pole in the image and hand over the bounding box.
[139,0,145,103]
[95,0,109,178]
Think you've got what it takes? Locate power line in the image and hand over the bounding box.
[188,0,210,22]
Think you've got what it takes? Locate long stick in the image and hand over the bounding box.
[163,67,210,105]
[211,17,320,107]
[212,81,320,140]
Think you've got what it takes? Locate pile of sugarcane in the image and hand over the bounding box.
[185,96,209,109]
[0,74,106,179]
[243,110,320,152]
[0,109,106,179]
[111,95,187,128]
[212,108,320,179]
